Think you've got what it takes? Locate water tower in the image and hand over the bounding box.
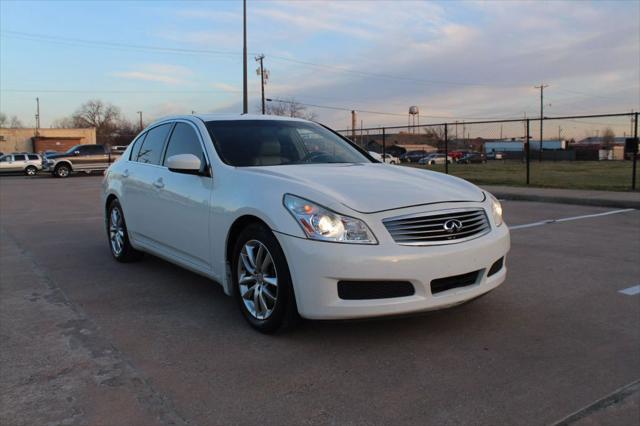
[408,106,419,134]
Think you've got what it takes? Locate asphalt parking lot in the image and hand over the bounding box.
[1,175,638,426]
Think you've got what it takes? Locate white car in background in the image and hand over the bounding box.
[367,152,398,164]
[419,153,453,165]
[368,151,383,162]
[381,153,399,164]
[102,114,509,333]
[0,153,43,176]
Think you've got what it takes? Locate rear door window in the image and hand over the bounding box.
[86,145,105,155]
[13,154,26,161]
[136,123,172,165]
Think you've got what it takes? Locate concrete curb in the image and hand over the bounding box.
[490,191,640,209]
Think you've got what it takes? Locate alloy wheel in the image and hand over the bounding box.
[237,240,278,320]
[109,207,125,256]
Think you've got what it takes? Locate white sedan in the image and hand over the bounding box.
[419,153,453,165]
[367,152,399,164]
[102,114,510,333]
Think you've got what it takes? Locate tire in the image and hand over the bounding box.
[54,163,71,178]
[106,199,143,262]
[24,166,38,176]
[232,223,298,333]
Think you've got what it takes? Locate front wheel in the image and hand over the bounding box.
[232,223,298,333]
[24,166,38,176]
[54,164,71,178]
[106,199,143,262]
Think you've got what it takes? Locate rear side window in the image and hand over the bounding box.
[28,154,39,160]
[136,123,172,165]
[13,154,26,161]
[129,133,147,161]
[163,123,205,166]
[85,145,105,155]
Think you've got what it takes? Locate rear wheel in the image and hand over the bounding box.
[54,163,71,178]
[24,166,38,176]
[232,223,298,333]
[106,199,142,262]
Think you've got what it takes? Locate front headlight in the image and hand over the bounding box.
[283,194,377,244]
[489,193,503,227]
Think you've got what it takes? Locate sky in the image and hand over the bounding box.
[1,0,639,136]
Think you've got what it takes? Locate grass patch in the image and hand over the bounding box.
[403,161,638,192]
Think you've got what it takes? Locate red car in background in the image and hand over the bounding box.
[449,151,469,161]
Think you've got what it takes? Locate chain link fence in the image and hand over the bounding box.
[337,113,639,192]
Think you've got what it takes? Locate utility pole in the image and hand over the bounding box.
[535,83,549,161]
[462,121,466,145]
[500,124,503,140]
[137,111,143,131]
[351,110,357,142]
[558,125,562,142]
[242,0,248,114]
[255,54,268,115]
[35,97,40,135]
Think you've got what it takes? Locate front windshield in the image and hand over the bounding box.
[65,145,81,154]
[205,120,372,167]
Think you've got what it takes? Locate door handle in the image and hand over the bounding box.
[122,169,129,178]
[153,178,165,189]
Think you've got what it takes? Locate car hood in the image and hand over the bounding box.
[244,163,484,214]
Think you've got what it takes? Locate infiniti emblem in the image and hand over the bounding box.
[443,219,463,233]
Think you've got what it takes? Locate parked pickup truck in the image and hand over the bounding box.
[44,144,121,178]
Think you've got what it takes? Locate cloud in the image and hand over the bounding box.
[112,64,193,85]
[210,82,241,93]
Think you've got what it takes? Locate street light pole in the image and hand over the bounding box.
[137,111,143,131]
[242,0,248,114]
[535,83,549,161]
[255,54,266,114]
[35,97,40,136]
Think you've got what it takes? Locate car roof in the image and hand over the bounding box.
[151,113,312,126]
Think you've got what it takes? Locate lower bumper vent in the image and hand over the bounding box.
[488,257,504,277]
[431,270,480,294]
[337,281,415,300]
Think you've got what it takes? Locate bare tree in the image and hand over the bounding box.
[9,116,24,128]
[51,117,79,128]
[0,113,7,128]
[601,127,615,150]
[52,100,125,146]
[265,98,317,121]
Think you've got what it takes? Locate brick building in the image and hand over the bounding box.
[0,128,96,154]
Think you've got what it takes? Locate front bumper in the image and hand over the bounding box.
[276,222,510,320]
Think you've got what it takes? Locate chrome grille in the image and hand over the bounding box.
[383,208,490,245]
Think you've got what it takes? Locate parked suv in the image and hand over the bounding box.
[0,153,43,176]
[102,115,509,333]
[44,144,120,177]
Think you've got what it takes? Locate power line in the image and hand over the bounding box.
[2,88,241,93]
[1,30,531,89]
[0,30,242,57]
[266,98,528,121]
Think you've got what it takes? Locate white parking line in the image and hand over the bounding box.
[619,285,640,296]
[510,208,636,230]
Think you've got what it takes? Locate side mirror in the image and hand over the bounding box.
[166,154,202,175]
